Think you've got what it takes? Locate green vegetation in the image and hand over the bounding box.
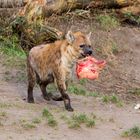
[68,120,81,129]
[47,84,57,93]
[19,119,36,130]
[60,113,68,120]
[32,118,41,124]
[60,113,95,129]
[68,85,86,96]
[96,14,120,31]
[122,126,140,139]
[128,88,140,96]
[102,95,110,103]
[124,12,140,25]
[87,92,99,97]
[0,122,3,126]
[79,79,87,85]
[0,111,7,118]
[68,84,99,97]
[72,113,88,124]
[21,123,36,130]
[86,119,95,128]
[42,108,57,127]
[102,94,123,107]
[0,35,26,68]
[0,102,12,108]
[0,35,25,58]
[111,41,119,55]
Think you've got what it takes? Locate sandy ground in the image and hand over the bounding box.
[0,26,140,140]
[0,65,140,140]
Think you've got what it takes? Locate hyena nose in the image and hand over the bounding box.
[88,50,92,55]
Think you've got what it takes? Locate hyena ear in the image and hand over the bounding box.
[87,32,92,45]
[87,32,91,40]
[66,31,75,44]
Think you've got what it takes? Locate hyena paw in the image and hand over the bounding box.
[65,105,74,112]
[43,95,51,101]
[27,98,35,103]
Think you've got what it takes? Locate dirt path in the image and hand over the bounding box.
[0,26,140,140]
[0,58,140,140]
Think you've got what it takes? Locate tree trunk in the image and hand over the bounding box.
[0,0,25,8]
[45,0,134,16]
[12,0,63,52]
[0,0,134,9]
[1,0,139,17]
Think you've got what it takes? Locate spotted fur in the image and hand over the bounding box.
[27,31,92,111]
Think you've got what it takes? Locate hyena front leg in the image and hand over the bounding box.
[55,74,73,111]
[27,60,36,103]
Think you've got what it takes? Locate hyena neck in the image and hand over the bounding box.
[62,45,79,69]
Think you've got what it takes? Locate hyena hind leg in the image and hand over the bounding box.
[39,74,54,101]
[27,60,36,103]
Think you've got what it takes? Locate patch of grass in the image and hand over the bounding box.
[60,113,68,120]
[72,113,88,124]
[0,35,26,69]
[0,35,25,58]
[79,79,87,85]
[110,95,119,103]
[96,14,120,31]
[47,117,57,127]
[47,84,57,92]
[60,112,96,129]
[102,95,110,103]
[116,101,124,107]
[42,108,51,117]
[68,113,95,129]
[86,119,95,128]
[90,113,97,119]
[0,111,7,117]
[0,121,3,126]
[0,102,12,108]
[68,120,81,129]
[102,95,123,107]
[122,126,140,139]
[124,12,140,25]
[128,88,140,96]
[19,119,27,123]
[42,108,57,127]
[87,92,99,97]
[32,118,41,124]
[68,85,86,96]
[111,41,119,55]
[21,123,36,130]
[60,114,81,129]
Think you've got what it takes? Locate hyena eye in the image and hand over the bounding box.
[80,45,85,48]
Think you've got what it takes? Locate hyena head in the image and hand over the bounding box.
[65,31,93,58]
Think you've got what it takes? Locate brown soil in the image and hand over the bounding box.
[0,22,140,140]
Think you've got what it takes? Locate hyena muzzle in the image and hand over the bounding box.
[27,31,93,111]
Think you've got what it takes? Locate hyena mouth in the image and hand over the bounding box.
[81,52,92,57]
[81,53,86,57]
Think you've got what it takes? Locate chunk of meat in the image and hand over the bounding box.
[76,56,106,80]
